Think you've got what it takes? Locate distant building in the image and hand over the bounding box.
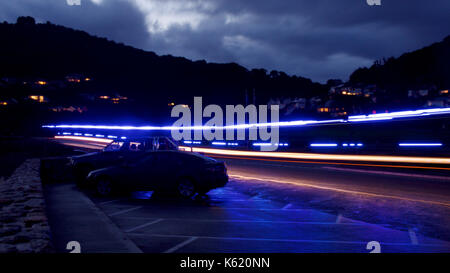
[65,74,91,83]
[408,89,430,98]
[28,95,47,103]
[329,84,363,96]
[50,106,87,113]
[425,97,449,108]
[439,89,449,96]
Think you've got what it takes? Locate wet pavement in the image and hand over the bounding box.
[83,181,450,253]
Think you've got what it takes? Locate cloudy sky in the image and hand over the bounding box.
[1,0,449,82]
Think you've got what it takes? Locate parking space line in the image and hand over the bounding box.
[129,233,444,247]
[409,228,419,245]
[335,214,342,224]
[99,199,123,205]
[117,216,364,226]
[125,218,164,233]
[250,194,264,200]
[210,207,331,212]
[210,199,271,202]
[163,237,199,253]
[109,206,142,217]
[282,203,293,210]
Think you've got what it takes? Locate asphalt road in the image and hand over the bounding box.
[218,156,450,207]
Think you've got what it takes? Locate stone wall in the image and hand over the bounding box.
[0,159,53,253]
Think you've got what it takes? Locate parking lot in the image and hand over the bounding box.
[43,138,450,253]
[79,179,449,253]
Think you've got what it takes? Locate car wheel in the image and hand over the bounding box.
[96,177,113,197]
[177,178,196,198]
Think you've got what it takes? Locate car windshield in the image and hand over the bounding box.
[103,141,124,151]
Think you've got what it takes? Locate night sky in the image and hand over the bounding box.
[1,0,449,82]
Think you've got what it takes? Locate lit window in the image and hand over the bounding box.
[29,95,45,103]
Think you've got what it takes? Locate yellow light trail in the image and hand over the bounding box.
[211,155,450,171]
[179,146,450,165]
[54,135,114,144]
[229,174,450,207]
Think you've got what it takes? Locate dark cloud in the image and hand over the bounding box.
[0,0,449,82]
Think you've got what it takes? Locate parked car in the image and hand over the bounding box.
[86,150,228,197]
[70,136,178,186]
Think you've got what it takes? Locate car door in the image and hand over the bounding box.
[125,152,163,191]
[150,152,177,191]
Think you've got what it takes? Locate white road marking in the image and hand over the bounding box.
[282,203,293,210]
[210,198,271,202]
[335,214,342,224]
[99,199,122,205]
[210,207,332,212]
[163,237,199,253]
[119,217,363,225]
[130,233,443,247]
[125,218,164,233]
[77,194,142,253]
[250,194,263,200]
[409,228,419,245]
[322,166,450,181]
[109,206,142,217]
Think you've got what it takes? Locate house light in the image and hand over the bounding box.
[29,95,45,103]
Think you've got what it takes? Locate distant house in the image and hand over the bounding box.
[28,95,47,103]
[65,74,91,83]
[329,84,363,96]
[65,74,82,83]
[50,106,87,113]
[34,79,47,86]
[97,94,129,104]
[425,97,449,108]
[439,89,449,96]
[321,100,348,117]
